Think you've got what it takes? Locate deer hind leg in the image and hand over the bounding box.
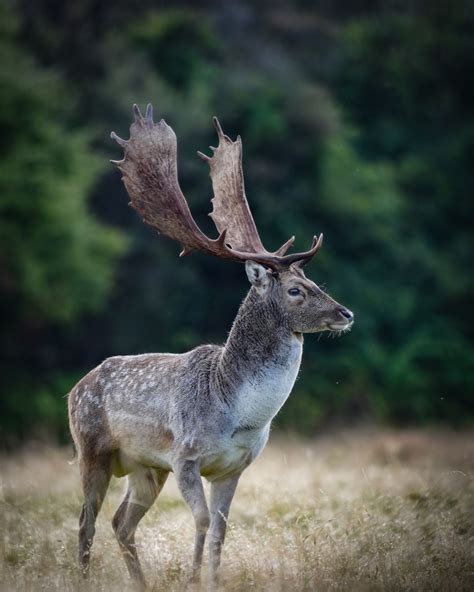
[208,474,240,587]
[174,460,210,584]
[78,453,112,575]
[112,467,169,588]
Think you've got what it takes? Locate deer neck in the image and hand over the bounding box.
[217,288,303,429]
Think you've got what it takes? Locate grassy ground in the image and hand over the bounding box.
[0,429,473,591]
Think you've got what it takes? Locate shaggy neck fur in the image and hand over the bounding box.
[215,286,302,408]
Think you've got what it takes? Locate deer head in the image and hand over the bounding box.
[111,104,353,335]
[245,261,353,334]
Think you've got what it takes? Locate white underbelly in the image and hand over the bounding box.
[115,429,267,481]
[113,440,174,476]
[200,427,269,481]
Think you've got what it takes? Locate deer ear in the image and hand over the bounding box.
[245,260,271,294]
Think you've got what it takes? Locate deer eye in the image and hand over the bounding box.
[288,288,301,297]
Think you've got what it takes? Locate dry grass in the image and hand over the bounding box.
[1,429,473,591]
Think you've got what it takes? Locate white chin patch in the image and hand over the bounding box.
[328,321,353,333]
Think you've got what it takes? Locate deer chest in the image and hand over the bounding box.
[233,336,303,429]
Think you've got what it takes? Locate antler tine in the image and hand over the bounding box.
[197,150,210,162]
[212,116,230,142]
[273,235,295,257]
[289,234,324,268]
[133,103,144,122]
[110,131,128,148]
[145,103,154,126]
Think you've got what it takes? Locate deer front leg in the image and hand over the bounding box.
[208,474,240,588]
[174,459,210,584]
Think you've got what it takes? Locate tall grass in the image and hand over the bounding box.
[1,429,473,591]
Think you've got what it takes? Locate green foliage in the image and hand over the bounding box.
[0,0,472,443]
[130,11,219,92]
[0,1,126,443]
[0,9,126,326]
[1,373,79,443]
[325,6,474,424]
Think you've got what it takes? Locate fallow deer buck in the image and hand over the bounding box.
[68,104,354,588]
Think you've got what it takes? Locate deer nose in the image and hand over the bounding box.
[337,307,354,321]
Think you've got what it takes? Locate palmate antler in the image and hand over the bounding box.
[111,104,322,270]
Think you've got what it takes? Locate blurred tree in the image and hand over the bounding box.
[130,10,219,92]
[0,8,125,326]
[0,2,126,441]
[328,4,474,421]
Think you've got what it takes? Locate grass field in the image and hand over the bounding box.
[1,429,473,591]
